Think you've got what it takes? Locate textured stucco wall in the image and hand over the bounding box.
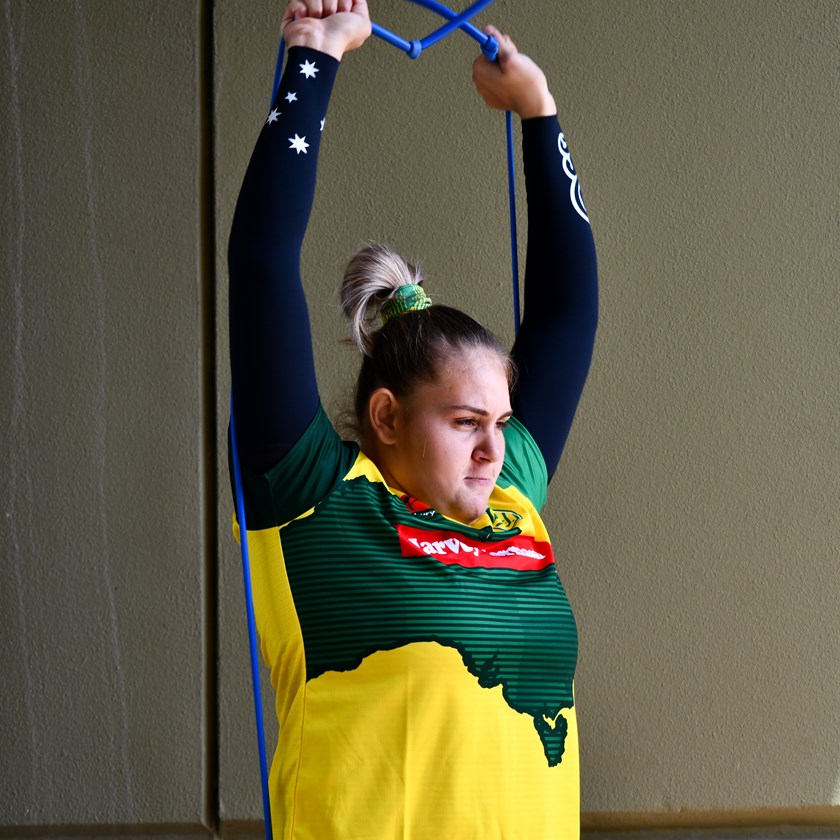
[1,0,839,837]
[1,0,209,832]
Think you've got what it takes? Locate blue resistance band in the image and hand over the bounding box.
[228,395,273,840]
[371,0,499,60]
[237,5,520,839]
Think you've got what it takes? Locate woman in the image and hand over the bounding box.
[228,1,597,837]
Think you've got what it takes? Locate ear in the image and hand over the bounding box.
[367,388,401,445]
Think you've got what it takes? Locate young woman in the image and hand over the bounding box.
[228,1,598,837]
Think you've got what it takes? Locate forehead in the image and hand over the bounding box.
[416,348,512,412]
[442,346,508,378]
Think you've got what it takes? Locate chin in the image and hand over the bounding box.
[439,490,492,525]
[462,502,492,526]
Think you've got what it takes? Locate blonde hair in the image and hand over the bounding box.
[339,242,514,431]
[340,243,426,356]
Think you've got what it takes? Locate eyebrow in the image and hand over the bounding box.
[446,404,514,418]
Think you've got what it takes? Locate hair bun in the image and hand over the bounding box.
[340,243,426,355]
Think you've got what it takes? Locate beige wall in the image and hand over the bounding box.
[2,0,210,834]
[2,0,839,837]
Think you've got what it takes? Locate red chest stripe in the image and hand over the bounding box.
[396,525,555,571]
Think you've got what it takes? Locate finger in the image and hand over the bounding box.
[471,54,484,85]
[321,0,338,16]
[306,0,323,18]
[484,24,517,64]
[282,1,308,32]
[336,0,353,11]
[471,55,499,99]
[284,1,308,19]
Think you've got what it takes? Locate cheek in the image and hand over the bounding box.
[419,430,461,471]
[439,433,476,470]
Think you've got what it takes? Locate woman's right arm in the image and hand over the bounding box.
[228,0,370,474]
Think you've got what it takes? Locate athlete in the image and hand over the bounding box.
[228,1,598,837]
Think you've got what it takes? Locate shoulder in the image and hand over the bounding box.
[235,404,359,530]
[499,417,548,510]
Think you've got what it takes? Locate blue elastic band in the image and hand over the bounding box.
[272,0,498,101]
[371,0,498,60]
[229,391,273,840]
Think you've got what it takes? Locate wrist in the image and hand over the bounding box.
[517,90,557,120]
[284,22,346,60]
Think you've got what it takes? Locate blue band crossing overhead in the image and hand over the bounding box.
[271,0,498,104]
[366,0,518,333]
[371,0,498,60]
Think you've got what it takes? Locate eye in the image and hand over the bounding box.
[455,418,478,428]
[496,419,511,431]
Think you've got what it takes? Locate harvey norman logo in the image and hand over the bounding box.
[396,525,554,571]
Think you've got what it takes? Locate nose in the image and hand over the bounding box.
[474,428,504,463]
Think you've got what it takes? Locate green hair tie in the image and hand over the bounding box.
[380,284,432,325]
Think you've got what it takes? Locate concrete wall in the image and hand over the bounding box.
[2,0,839,837]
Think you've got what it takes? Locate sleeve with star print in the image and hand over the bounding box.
[228,47,339,475]
[510,115,599,481]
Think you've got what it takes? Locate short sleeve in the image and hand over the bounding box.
[229,403,358,530]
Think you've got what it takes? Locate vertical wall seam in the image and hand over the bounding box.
[198,0,220,834]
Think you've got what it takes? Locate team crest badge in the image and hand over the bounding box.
[488,508,522,531]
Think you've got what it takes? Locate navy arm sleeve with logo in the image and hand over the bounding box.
[511,117,599,481]
[228,48,339,474]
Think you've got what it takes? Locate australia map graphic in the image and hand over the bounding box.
[283,487,578,768]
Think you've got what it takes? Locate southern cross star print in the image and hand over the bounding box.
[264,58,325,156]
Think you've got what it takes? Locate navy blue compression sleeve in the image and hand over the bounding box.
[512,115,598,480]
[228,47,339,473]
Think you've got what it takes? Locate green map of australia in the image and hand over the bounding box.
[286,539,576,765]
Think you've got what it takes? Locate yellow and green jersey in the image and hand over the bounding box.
[233,405,579,839]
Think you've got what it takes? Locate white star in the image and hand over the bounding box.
[284,91,298,103]
[320,118,325,132]
[299,59,319,79]
[266,108,280,124]
[288,134,309,154]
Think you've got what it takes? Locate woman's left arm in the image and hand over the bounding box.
[473,28,598,479]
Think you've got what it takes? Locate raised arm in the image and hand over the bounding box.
[473,27,598,480]
[228,0,370,474]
